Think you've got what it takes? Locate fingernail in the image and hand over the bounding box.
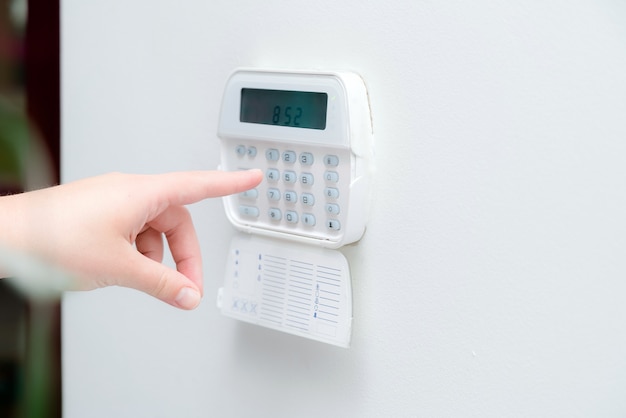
[174,287,201,309]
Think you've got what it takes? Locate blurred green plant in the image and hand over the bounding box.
[0,97,28,192]
[1,97,60,418]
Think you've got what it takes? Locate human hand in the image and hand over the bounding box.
[0,170,263,309]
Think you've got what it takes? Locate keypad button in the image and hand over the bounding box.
[302,213,316,226]
[283,171,297,183]
[324,171,339,183]
[267,188,281,201]
[247,146,257,157]
[266,148,280,161]
[239,205,259,217]
[236,145,247,156]
[266,168,279,182]
[285,211,299,224]
[325,203,340,215]
[302,193,315,206]
[300,173,314,186]
[324,187,340,199]
[239,189,258,199]
[324,154,339,167]
[326,219,341,231]
[268,208,282,221]
[300,152,314,165]
[284,191,297,203]
[283,150,296,163]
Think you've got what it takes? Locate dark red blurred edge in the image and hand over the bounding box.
[25,0,60,185]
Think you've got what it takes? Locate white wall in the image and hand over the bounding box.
[61,1,626,416]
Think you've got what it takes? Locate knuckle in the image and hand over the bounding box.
[151,268,170,299]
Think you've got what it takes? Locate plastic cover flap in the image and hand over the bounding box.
[217,233,353,348]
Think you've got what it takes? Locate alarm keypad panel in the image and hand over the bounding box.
[218,69,373,248]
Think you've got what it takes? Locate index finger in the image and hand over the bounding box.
[151,169,263,206]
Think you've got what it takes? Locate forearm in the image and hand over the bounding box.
[0,193,30,254]
[0,191,75,297]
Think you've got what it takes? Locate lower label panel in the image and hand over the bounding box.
[217,233,353,348]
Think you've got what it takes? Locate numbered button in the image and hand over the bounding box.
[324,187,340,199]
[284,191,297,203]
[266,168,279,182]
[300,173,314,186]
[302,213,316,226]
[325,203,340,215]
[327,219,341,231]
[239,189,258,199]
[300,152,314,165]
[302,193,315,206]
[266,148,280,161]
[283,171,297,183]
[283,150,296,163]
[324,171,339,183]
[285,211,299,224]
[239,205,259,218]
[268,208,282,221]
[324,154,339,167]
[267,188,281,201]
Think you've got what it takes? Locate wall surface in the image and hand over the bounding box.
[61,1,626,417]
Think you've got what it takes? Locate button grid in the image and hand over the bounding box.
[233,144,345,236]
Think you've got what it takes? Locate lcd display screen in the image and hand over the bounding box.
[240,88,327,130]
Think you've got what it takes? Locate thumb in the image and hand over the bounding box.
[122,249,202,310]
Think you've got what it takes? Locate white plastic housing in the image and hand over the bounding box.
[217,68,373,249]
